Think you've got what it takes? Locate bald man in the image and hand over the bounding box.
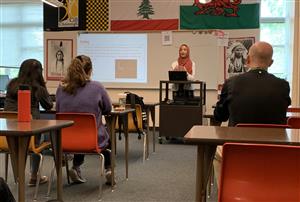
[214,41,291,126]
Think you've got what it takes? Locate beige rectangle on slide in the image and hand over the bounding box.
[115,59,137,79]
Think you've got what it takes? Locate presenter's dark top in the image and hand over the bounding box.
[4,78,53,119]
[214,69,291,126]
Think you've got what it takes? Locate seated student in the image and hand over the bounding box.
[171,44,196,99]
[56,55,112,184]
[212,41,291,187]
[214,41,291,126]
[4,59,53,186]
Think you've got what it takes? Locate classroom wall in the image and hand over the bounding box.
[44,29,258,126]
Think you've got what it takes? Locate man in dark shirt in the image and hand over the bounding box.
[214,41,291,126]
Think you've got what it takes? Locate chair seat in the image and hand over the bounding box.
[219,143,300,202]
[0,137,9,151]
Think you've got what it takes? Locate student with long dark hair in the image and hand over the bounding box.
[56,55,112,184]
[4,59,53,185]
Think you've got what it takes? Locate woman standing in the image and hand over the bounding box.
[171,44,196,98]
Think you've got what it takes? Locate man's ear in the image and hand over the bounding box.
[269,59,274,67]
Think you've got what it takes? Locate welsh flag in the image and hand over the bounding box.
[110,0,182,31]
[180,0,260,30]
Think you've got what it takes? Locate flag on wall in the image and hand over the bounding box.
[44,0,86,31]
[86,0,109,31]
[58,0,79,28]
[110,0,180,31]
[180,0,260,30]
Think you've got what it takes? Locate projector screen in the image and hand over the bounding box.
[77,33,147,83]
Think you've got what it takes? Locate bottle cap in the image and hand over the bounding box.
[19,85,30,90]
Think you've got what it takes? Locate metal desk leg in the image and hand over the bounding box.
[150,106,156,153]
[195,145,216,202]
[7,136,30,202]
[122,114,129,180]
[105,115,116,190]
[50,130,64,201]
[146,108,150,159]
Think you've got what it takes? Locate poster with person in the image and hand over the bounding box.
[225,37,255,79]
[46,39,73,80]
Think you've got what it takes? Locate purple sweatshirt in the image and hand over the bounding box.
[56,81,112,148]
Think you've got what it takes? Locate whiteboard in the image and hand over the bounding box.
[77,31,219,89]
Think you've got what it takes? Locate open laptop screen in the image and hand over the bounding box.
[168,71,187,81]
[0,75,9,93]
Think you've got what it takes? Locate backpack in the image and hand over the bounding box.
[124,92,147,139]
[125,92,145,111]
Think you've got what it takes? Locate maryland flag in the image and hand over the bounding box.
[180,0,260,30]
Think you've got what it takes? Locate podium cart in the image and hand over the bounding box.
[159,80,206,143]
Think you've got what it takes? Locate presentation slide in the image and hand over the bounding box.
[77,33,147,83]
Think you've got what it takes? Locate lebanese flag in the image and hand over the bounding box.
[110,0,183,31]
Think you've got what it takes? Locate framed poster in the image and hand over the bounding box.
[224,37,255,79]
[46,39,73,81]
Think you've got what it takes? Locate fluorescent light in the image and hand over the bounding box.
[42,0,64,7]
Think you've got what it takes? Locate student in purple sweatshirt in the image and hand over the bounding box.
[56,55,112,184]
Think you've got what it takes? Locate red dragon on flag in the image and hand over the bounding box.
[193,0,242,17]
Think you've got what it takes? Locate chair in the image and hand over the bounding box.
[48,113,107,200]
[219,143,300,202]
[208,123,290,196]
[236,123,290,128]
[117,104,148,161]
[0,130,9,183]
[0,111,51,200]
[287,117,300,128]
[287,107,300,112]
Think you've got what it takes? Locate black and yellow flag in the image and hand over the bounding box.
[44,0,86,31]
[86,0,109,31]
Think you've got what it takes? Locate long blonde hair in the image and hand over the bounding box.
[61,55,92,95]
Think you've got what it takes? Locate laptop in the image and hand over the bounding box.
[168,71,187,81]
[0,75,9,92]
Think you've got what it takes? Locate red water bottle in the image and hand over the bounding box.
[18,85,31,122]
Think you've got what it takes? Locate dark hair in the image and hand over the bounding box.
[18,59,46,88]
[61,55,92,95]
[5,59,46,99]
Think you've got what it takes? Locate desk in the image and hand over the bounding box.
[184,126,300,202]
[203,111,300,126]
[144,102,159,154]
[112,102,159,155]
[105,108,135,189]
[0,119,73,202]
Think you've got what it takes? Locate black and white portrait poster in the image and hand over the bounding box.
[46,39,73,81]
[224,37,255,79]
